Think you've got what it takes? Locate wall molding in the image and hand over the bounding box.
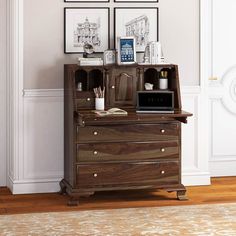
[23,89,64,97]
[0,0,7,186]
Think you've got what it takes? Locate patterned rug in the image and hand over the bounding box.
[0,203,236,236]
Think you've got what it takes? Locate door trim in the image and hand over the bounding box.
[6,0,24,190]
[0,0,7,186]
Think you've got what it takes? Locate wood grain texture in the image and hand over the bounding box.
[77,123,179,143]
[77,141,179,162]
[1,177,236,215]
[64,64,192,205]
[76,161,179,187]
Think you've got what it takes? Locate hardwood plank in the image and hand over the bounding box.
[0,177,236,215]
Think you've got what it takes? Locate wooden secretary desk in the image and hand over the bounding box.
[61,63,192,205]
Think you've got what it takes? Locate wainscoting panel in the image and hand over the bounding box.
[181,87,210,186]
[10,87,209,194]
[16,89,64,193]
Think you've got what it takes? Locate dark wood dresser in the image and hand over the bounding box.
[61,64,192,205]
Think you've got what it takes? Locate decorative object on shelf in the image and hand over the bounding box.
[144,83,154,90]
[114,7,158,52]
[159,70,168,90]
[117,36,136,65]
[83,43,94,58]
[143,42,164,64]
[104,50,116,65]
[77,82,83,91]
[64,8,110,53]
[94,87,105,110]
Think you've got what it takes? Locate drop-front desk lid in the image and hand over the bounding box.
[77,109,192,127]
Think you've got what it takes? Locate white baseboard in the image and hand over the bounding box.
[8,177,61,194]
[182,172,211,186]
[210,160,236,177]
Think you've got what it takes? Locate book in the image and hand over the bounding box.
[78,60,103,66]
[94,108,128,116]
[77,57,103,66]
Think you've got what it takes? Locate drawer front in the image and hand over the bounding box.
[77,123,179,143]
[76,98,95,109]
[77,141,179,162]
[76,161,179,187]
[75,92,95,109]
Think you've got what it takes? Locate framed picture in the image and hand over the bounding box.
[117,36,136,65]
[104,50,116,65]
[115,0,157,2]
[64,8,110,54]
[65,0,109,2]
[114,8,158,52]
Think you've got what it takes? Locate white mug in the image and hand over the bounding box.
[159,78,168,90]
[95,98,105,111]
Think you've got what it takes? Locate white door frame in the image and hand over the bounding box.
[6,0,24,191]
[0,0,7,186]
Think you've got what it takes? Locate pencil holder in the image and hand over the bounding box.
[95,98,105,111]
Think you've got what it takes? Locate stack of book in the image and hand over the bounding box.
[78,57,103,66]
[148,42,164,64]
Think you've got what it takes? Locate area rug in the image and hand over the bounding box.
[0,203,236,236]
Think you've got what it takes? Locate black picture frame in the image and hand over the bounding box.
[64,7,110,54]
[114,7,159,53]
[115,0,157,2]
[65,0,109,2]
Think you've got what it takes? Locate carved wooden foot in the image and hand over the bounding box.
[177,190,188,201]
[59,180,67,195]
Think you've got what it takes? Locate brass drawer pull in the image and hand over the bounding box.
[111,85,115,89]
[160,129,165,134]
[86,98,91,102]
[93,131,98,136]
[93,173,98,178]
[93,151,98,155]
[161,148,165,153]
[161,170,165,174]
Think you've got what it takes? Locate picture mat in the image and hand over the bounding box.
[65,8,109,53]
[115,8,158,52]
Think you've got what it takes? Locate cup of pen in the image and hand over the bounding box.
[94,87,105,111]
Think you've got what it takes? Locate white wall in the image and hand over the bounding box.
[0,0,7,186]
[24,0,199,88]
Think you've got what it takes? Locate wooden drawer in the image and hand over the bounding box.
[75,92,95,109]
[77,123,179,143]
[76,161,179,187]
[76,141,179,162]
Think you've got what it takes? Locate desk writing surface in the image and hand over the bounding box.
[77,110,192,126]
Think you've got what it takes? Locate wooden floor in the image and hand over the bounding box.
[1,177,236,215]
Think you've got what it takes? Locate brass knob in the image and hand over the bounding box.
[161,170,165,174]
[93,151,98,155]
[93,173,98,177]
[161,148,165,152]
[93,131,98,136]
[86,98,91,101]
[111,85,115,89]
[160,129,165,134]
